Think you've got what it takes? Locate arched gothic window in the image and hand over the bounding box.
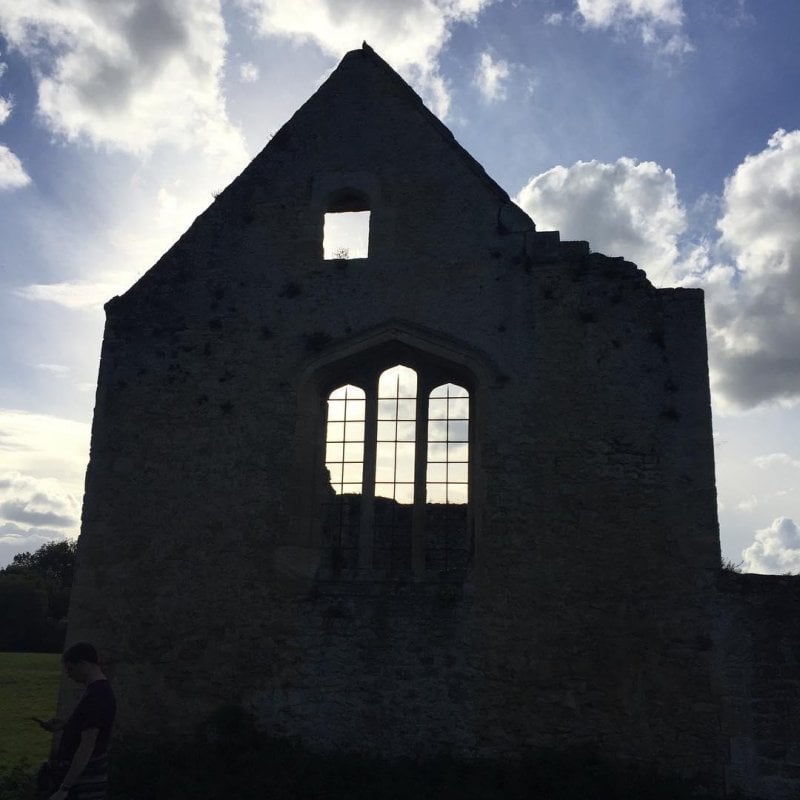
[322,363,471,575]
[426,383,470,571]
[323,385,365,569]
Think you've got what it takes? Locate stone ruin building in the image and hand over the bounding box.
[63,44,800,799]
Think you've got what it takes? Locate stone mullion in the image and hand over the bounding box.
[411,380,429,575]
[359,380,378,571]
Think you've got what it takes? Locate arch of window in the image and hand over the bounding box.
[321,364,471,575]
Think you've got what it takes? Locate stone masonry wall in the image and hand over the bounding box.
[716,572,800,799]
[64,45,726,794]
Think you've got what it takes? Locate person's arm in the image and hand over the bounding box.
[48,727,99,800]
[35,717,65,732]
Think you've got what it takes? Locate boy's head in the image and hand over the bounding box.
[62,642,99,683]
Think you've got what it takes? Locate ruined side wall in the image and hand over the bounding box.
[716,572,800,800]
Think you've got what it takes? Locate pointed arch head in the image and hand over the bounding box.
[298,320,494,399]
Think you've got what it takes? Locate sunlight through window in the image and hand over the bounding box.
[323,211,370,259]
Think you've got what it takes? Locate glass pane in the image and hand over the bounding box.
[396,366,417,397]
[326,421,344,442]
[395,443,415,482]
[428,399,447,420]
[394,483,414,504]
[448,420,468,442]
[344,421,364,441]
[377,420,396,441]
[327,399,346,422]
[378,399,396,419]
[329,385,350,401]
[427,462,447,483]
[375,463,395,483]
[448,397,469,419]
[325,442,343,462]
[344,399,365,421]
[376,443,395,483]
[378,365,417,398]
[428,420,447,442]
[327,463,343,485]
[343,462,363,483]
[448,442,469,462]
[396,421,416,442]
[341,483,362,495]
[375,482,395,500]
[447,384,469,398]
[396,399,416,420]
[448,462,468,483]
[427,484,447,504]
[343,442,363,461]
[427,442,447,462]
[448,484,469,504]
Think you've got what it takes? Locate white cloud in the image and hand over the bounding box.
[742,516,800,574]
[0,522,72,570]
[15,278,130,309]
[0,56,27,190]
[577,0,683,27]
[515,157,687,284]
[0,471,81,540]
[0,409,90,493]
[0,142,30,189]
[574,0,692,54]
[0,1,247,169]
[35,363,70,375]
[736,495,758,512]
[473,51,510,102]
[754,453,800,470]
[235,0,495,118]
[705,129,800,410]
[544,12,564,25]
[239,61,259,83]
[0,413,86,558]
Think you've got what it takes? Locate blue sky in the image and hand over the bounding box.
[1,0,800,572]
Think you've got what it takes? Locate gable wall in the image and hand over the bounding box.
[65,47,724,792]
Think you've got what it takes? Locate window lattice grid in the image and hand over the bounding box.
[325,384,366,494]
[374,365,417,570]
[425,383,469,571]
[324,384,365,569]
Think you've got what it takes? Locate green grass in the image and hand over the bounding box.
[0,652,61,768]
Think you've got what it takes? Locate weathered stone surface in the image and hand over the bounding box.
[59,44,799,799]
[715,573,800,798]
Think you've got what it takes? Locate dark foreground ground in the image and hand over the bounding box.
[1,704,767,800]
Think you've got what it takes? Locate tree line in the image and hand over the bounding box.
[0,539,76,652]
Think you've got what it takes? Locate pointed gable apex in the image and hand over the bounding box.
[109,43,538,311]
[235,40,529,218]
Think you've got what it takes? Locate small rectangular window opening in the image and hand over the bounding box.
[324,211,370,260]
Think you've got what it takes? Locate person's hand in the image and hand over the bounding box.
[35,717,63,732]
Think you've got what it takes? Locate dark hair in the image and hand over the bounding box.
[62,642,99,665]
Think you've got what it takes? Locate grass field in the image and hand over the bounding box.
[0,652,61,769]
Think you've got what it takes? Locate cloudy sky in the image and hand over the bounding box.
[1,0,799,573]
